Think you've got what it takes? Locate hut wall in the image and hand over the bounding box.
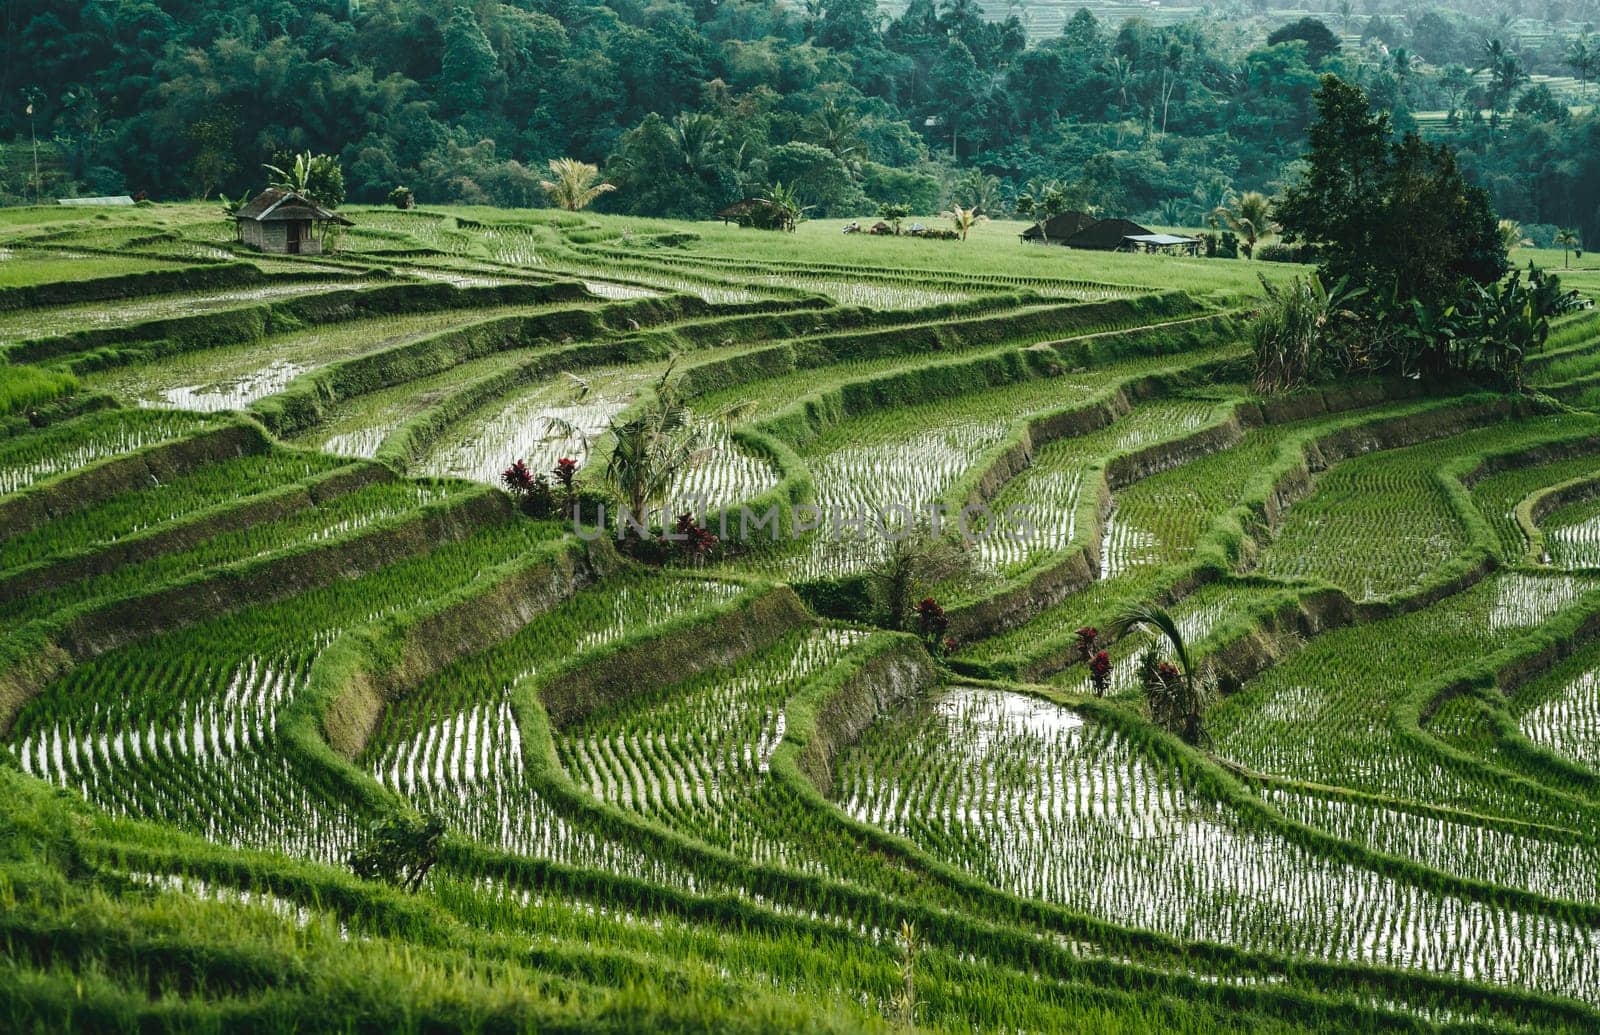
[259,222,288,253]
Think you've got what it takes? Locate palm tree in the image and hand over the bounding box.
[805,101,865,170]
[1498,218,1525,253]
[1215,191,1272,258]
[1112,602,1210,747]
[1478,37,1510,72]
[595,363,703,523]
[1476,42,1528,117]
[669,112,726,178]
[538,158,615,211]
[943,203,987,241]
[1569,34,1596,100]
[1555,228,1580,269]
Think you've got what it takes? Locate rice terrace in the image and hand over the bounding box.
[8,169,1600,1032]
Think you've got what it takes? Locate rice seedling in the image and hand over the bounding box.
[0,247,187,288]
[1517,659,1600,771]
[0,449,350,569]
[1468,451,1600,561]
[1542,495,1600,568]
[7,516,568,863]
[1209,571,1599,823]
[978,398,1229,576]
[1254,415,1600,599]
[0,479,464,624]
[1261,787,1600,903]
[0,408,212,497]
[838,684,1600,1000]
[0,279,363,345]
[286,349,535,458]
[556,628,864,870]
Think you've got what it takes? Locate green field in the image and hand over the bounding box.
[5,202,1600,1032]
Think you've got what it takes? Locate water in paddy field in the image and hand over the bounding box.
[1543,497,1600,568]
[1520,665,1600,771]
[839,685,1600,1001]
[418,369,646,484]
[150,358,309,412]
[15,654,362,864]
[88,306,544,413]
[580,280,661,300]
[405,268,520,288]
[419,370,778,511]
[0,281,359,345]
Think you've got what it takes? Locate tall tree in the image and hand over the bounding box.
[1278,75,1508,373]
[440,4,500,118]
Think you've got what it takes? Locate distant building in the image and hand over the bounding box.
[1121,232,1202,256]
[1018,211,1098,244]
[57,196,134,206]
[1060,218,1154,251]
[234,188,352,255]
[1021,214,1193,252]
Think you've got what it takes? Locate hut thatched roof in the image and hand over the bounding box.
[236,188,353,225]
[1020,211,1098,242]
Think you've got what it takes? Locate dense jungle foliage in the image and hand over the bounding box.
[2,0,1599,244]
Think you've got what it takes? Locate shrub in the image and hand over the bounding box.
[348,812,445,892]
[672,512,720,565]
[388,185,415,209]
[912,597,949,654]
[1255,242,1316,264]
[501,458,555,517]
[1249,273,1355,393]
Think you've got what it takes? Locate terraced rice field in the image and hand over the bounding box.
[6,203,1600,1032]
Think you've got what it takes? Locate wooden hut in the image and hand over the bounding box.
[234,188,352,255]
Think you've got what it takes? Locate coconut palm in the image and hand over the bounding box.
[1498,219,1525,253]
[597,362,703,522]
[805,101,865,170]
[1476,42,1528,116]
[1215,191,1272,258]
[1569,34,1596,100]
[538,158,615,211]
[1555,228,1580,269]
[1112,602,1210,747]
[570,362,748,527]
[669,112,727,178]
[943,203,987,241]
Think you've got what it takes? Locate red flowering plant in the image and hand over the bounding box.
[553,457,579,508]
[501,460,534,494]
[1089,650,1112,696]
[501,459,554,518]
[1073,626,1099,658]
[912,597,949,655]
[673,512,720,565]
